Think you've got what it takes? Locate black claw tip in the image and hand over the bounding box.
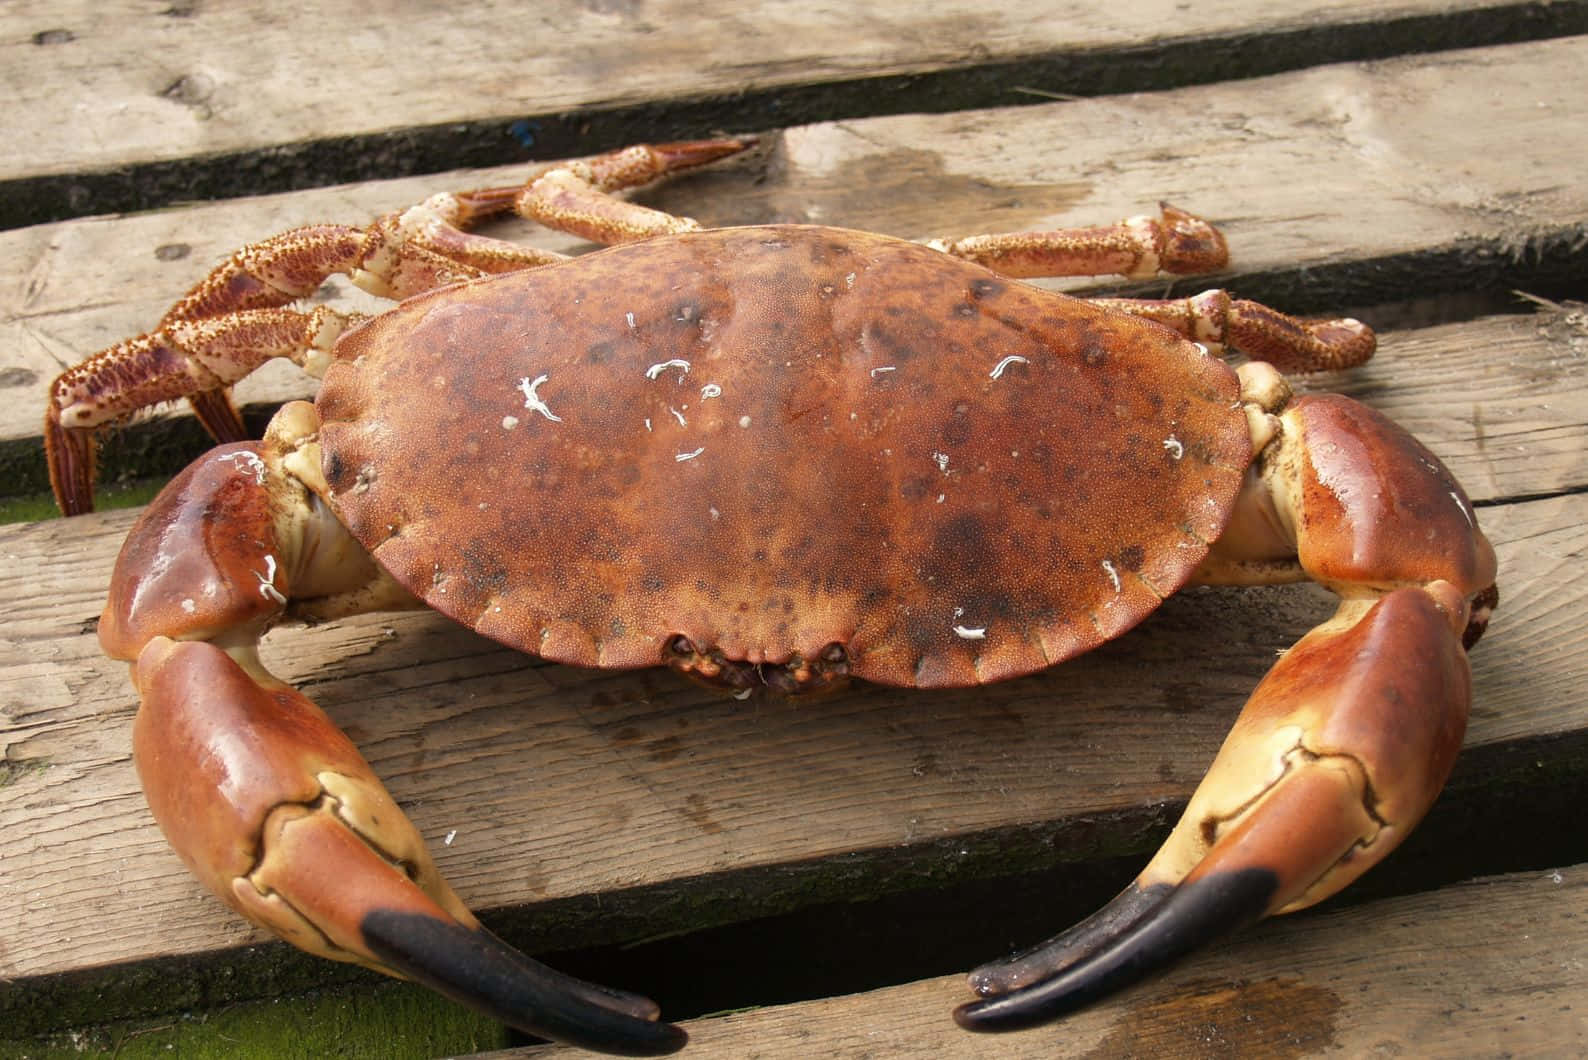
[956,868,1278,1033]
[967,881,1171,997]
[363,911,686,1056]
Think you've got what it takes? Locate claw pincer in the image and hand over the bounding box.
[959,385,1496,1031]
[103,438,686,1055]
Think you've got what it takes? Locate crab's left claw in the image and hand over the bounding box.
[132,636,686,1056]
[957,583,1474,1029]
[956,381,1498,1032]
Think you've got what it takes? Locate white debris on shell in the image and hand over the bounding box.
[257,555,287,604]
[626,312,636,329]
[1101,559,1121,594]
[951,612,986,639]
[738,415,752,428]
[181,598,197,614]
[646,358,691,381]
[215,449,267,485]
[932,451,951,473]
[989,355,1029,379]
[669,406,688,427]
[1163,435,1184,459]
[501,415,519,430]
[870,365,897,378]
[516,375,562,422]
[700,383,722,399]
[676,447,705,462]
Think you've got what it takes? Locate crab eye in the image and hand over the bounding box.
[665,634,698,658]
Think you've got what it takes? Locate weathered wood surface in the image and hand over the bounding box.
[506,865,1588,1057]
[1,6,1585,1057]
[4,1,1584,228]
[5,35,1587,497]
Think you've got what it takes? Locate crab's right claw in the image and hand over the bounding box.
[132,636,685,1056]
[956,582,1475,1031]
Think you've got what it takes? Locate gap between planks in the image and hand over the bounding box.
[500,864,1588,1059]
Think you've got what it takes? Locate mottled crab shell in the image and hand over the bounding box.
[316,225,1250,688]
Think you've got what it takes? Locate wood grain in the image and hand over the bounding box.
[4,1,1578,196]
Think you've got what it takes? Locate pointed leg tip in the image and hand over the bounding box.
[654,136,759,168]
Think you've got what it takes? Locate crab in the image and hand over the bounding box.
[45,138,1497,1055]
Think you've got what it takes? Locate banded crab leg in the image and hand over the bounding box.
[955,363,1498,1031]
[925,208,1375,372]
[101,403,686,1055]
[44,138,754,515]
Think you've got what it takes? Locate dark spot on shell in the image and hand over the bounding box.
[1080,335,1108,366]
[1118,544,1146,572]
[970,278,1004,300]
[953,301,977,317]
[933,512,989,559]
[942,410,973,446]
[585,339,616,364]
[324,450,350,491]
[899,476,930,500]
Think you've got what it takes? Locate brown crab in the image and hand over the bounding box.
[45,138,1496,1054]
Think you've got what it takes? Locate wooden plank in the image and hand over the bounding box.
[505,864,1588,1058]
[5,1,1584,225]
[0,359,1582,1029]
[5,36,1587,497]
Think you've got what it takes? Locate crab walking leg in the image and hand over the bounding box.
[510,138,756,244]
[98,406,687,1056]
[44,138,756,516]
[1089,290,1378,373]
[956,367,1498,1032]
[46,306,354,515]
[924,203,1229,278]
